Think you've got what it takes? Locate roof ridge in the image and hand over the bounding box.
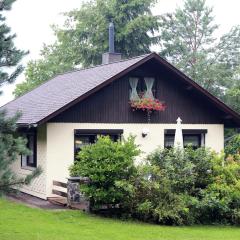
[1,53,152,109]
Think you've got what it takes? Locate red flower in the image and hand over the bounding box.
[130,97,166,112]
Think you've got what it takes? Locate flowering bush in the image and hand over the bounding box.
[130,98,166,112]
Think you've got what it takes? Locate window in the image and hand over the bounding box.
[21,132,37,168]
[74,129,123,159]
[164,129,207,149]
[164,134,175,148]
[129,76,156,100]
[74,134,96,156]
[183,135,201,148]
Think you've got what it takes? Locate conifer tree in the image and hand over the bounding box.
[0,0,40,195]
[0,111,41,195]
[0,0,27,93]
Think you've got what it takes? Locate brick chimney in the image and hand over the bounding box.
[102,22,122,64]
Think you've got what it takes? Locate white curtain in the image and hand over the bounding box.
[143,77,154,99]
[129,77,140,101]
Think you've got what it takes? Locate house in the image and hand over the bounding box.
[2,24,240,200]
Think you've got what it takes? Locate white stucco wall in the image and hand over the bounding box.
[45,123,224,197]
[11,124,47,199]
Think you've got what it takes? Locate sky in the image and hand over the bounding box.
[0,0,240,106]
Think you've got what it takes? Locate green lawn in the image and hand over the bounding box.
[0,198,240,240]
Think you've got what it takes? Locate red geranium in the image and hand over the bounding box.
[130,98,166,112]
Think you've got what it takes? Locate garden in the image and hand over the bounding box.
[69,135,240,225]
[1,135,240,240]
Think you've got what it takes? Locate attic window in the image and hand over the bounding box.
[129,76,166,123]
[143,77,155,99]
[129,77,155,100]
[129,77,140,101]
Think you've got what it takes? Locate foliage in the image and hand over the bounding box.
[159,0,219,93]
[14,0,160,96]
[118,147,240,225]
[0,111,41,195]
[148,147,215,192]
[13,57,72,97]
[0,0,27,93]
[69,134,240,225]
[195,154,240,224]
[120,148,214,225]
[69,135,140,208]
[0,0,39,195]
[225,134,240,156]
[118,163,194,225]
[218,26,240,112]
[225,85,240,113]
[159,0,240,107]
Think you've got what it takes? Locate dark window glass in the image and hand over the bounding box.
[164,134,175,148]
[74,133,121,159]
[183,135,201,149]
[136,78,146,96]
[135,77,156,98]
[74,134,96,156]
[164,133,203,149]
[21,132,37,168]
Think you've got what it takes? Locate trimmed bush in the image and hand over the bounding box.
[69,135,140,209]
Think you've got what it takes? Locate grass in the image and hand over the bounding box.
[1,198,240,240]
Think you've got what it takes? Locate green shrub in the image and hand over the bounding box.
[119,163,195,225]
[129,147,240,225]
[147,147,215,194]
[195,155,240,224]
[70,137,240,226]
[69,135,140,209]
[225,134,240,156]
[144,148,211,225]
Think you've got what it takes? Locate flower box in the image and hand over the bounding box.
[130,97,166,123]
[130,98,166,112]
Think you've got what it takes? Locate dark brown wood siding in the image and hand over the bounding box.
[50,59,225,124]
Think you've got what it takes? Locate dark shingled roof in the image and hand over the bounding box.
[1,54,150,124]
[2,52,240,126]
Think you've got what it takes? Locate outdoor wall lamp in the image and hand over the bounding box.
[142,128,149,138]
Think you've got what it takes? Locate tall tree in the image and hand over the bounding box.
[224,65,240,113]
[0,0,27,93]
[0,0,40,195]
[159,0,222,95]
[14,0,160,97]
[158,0,240,107]
[211,25,240,113]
